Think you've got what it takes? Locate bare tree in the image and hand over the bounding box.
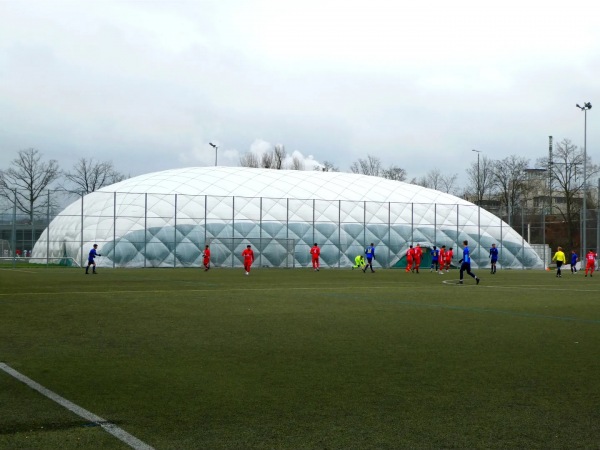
[0,148,61,251]
[0,148,61,222]
[420,168,444,190]
[381,165,407,182]
[239,152,259,168]
[261,152,274,168]
[411,169,458,194]
[239,147,284,169]
[273,145,287,169]
[290,156,305,170]
[466,155,496,204]
[315,161,339,172]
[439,173,459,194]
[350,155,382,176]
[537,138,599,247]
[63,158,126,194]
[491,155,529,225]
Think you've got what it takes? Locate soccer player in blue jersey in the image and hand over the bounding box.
[459,240,480,285]
[489,243,499,274]
[363,243,376,273]
[430,246,439,272]
[570,250,578,274]
[85,244,101,274]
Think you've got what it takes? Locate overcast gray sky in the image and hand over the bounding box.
[1,0,599,184]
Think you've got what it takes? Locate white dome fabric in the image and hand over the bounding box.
[32,166,543,269]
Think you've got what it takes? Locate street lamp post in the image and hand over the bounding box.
[472,149,482,261]
[209,142,218,166]
[576,102,591,256]
[472,149,481,203]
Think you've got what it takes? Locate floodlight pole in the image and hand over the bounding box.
[576,102,591,256]
[210,142,218,166]
[597,177,600,260]
[472,149,482,260]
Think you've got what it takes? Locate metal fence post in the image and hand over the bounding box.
[80,192,84,267]
[11,189,17,268]
[46,190,50,265]
[174,194,178,268]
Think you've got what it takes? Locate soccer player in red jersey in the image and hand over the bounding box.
[405,245,414,273]
[202,245,211,271]
[414,243,423,273]
[438,245,447,274]
[310,243,321,271]
[585,249,597,277]
[445,247,454,272]
[242,244,255,275]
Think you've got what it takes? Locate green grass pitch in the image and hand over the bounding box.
[1,265,599,449]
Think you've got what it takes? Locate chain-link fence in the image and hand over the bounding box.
[2,189,598,269]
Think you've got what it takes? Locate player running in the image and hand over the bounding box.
[459,240,480,285]
[363,243,375,273]
[85,244,101,275]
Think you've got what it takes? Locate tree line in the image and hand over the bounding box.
[0,148,127,223]
[466,138,599,248]
[2,139,596,244]
[236,140,600,249]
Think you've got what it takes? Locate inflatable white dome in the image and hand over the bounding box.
[33,166,543,269]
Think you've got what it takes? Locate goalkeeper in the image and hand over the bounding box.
[352,254,366,270]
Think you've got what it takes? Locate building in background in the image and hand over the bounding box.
[32,167,544,269]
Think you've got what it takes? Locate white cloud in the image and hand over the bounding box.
[0,0,599,185]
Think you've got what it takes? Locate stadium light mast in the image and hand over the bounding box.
[472,149,482,260]
[576,102,591,256]
[472,149,482,204]
[209,142,218,166]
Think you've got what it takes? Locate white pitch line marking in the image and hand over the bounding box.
[0,362,154,450]
[0,267,39,273]
[1,281,599,298]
